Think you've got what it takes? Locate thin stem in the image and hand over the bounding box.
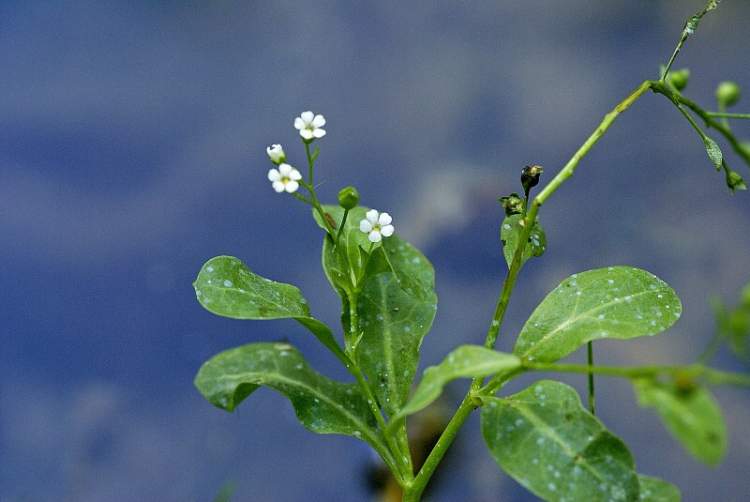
[335,208,350,243]
[291,192,313,205]
[524,361,750,388]
[304,141,315,185]
[661,31,689,82]
[403,395,476,502]
[587,341,596,415]
[706,111,750,119]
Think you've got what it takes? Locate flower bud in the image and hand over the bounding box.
[266,144,286,164]
[498,193,524,216]
[338,186,360,210]
[667,69,690,91]
[726,169,747,193]
[716,81,741,108]
[521,165,544,195]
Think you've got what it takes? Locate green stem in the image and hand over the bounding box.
[335,208,350,244]
[405,80,654,501]
[706,111,750,119]
[651,81,750,168]
[524,361,750,387]
[304,141,315,185]
[587,341,596,415]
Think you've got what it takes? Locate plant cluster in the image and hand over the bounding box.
[192,2,750,500]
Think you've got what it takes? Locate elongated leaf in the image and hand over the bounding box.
[514,267,682,363]
[638,475,681,502]
[194,256,341,357]
[633,379,726,465]
[394,346,520,421]
[195,342,384,449]
[316,205,438,416]
[501,214,546,269]
[704,137,723,171]
[481,380,639,502]
[357,272,437,416]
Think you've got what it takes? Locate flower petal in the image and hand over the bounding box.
[289,169,302,180]
[366,209,379,224]
[301,111,314,123]
[300,129,313,140]
[294,117,304,130]
[378,212,392,226]
[368,230,382,243]
[285,180,299,193]
[312,114,326,128]
[279,163,292,176]
[360,219,373,233]
[268,168,280,181]
[312,128,326,138]
[380,224,394,237]
[272,181,285,192]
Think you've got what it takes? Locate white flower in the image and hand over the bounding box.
[359,209,395,243]
[266,144,286,164]
[267,163,302,193]
[294,111,326,140]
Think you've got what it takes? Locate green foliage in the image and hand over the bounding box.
[514,267,682,363]
[317,205,438,416]
[394,346,520,421]
[500,214,546,269]
[481,381,639,502]
[195,342,384,447]
[634,379,726,465]
[194,256,342,357]
[638,476,681,502]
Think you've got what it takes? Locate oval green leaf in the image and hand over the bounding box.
[195,342,386,451]
[633,378,726,466]
[638,475,681,502]
[514,266,682,363]
[481,380,639,502]
[703,136,723,171]
[393,346,520,422]
[194,256,342,357]
[501,214,547,269]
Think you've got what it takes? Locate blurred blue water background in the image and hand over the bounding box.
[2,1,750,500]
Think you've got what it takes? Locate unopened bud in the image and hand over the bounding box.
[668,69,690,91]
[337,186,360,210]
[266,144,286,164]
[498,193,524,216]
[726,169,747,193]
[521,165,544,195]
[716,81,741,108]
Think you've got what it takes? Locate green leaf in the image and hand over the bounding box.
[638,475,681,502]
[500,214,546,269]
[633,379,726,466]
[514,267,682,363]
[357,271,437,416]
[481,380,639,502]
[194,256,342,357]
[315,206,372,295]
[393,346,521,421]
[316,205,438,416]
[704,137,723,171]
[195,342,384,449]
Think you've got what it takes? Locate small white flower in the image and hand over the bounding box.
[294,111,326,141]
[267,163,302,193]
[359,209,394,243]
[266,144,285,164]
